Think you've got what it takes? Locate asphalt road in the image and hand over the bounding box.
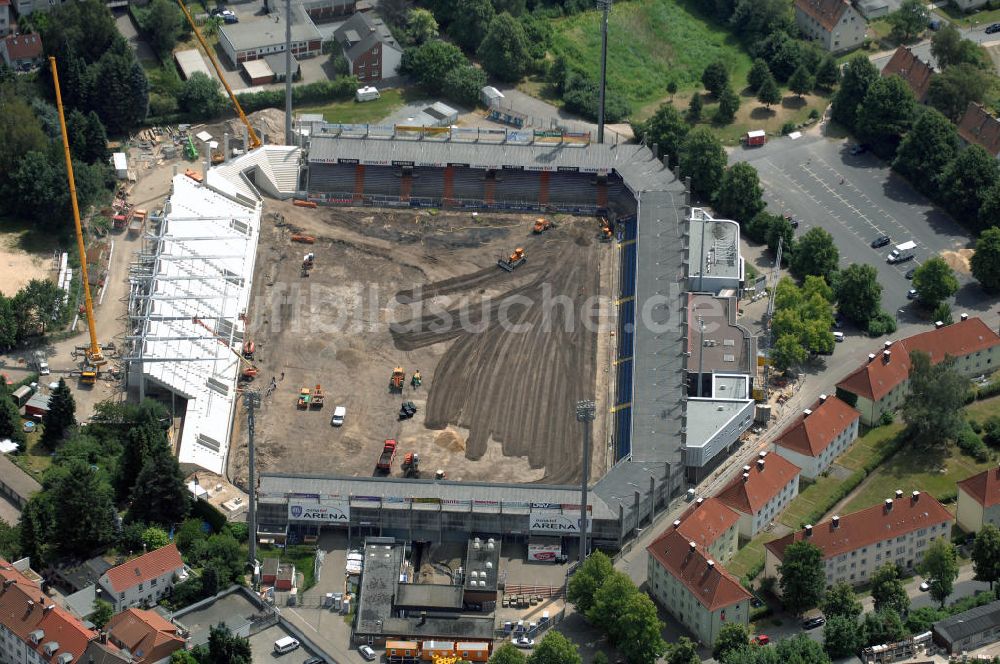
[869,24,1000,71]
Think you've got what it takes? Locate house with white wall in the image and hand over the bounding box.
[716,451,801,540]
[98,545,186,612]
[957,467,1000,533]
[794,0,867,53]
[774,394,860,479]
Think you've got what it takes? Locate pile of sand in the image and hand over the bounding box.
[942,248,973,274]
[225,108,287,144]
[434,429,466,452]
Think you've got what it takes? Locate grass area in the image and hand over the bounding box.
[142,58,184,97]
[549,0,752,107]
[838,423,904,472]
[297,88,410,124]
[963,392,1000,423]
[868,18,895,41]
[727,533,777,581]
[11,431,51,480]
[0,216,71,254]
[933,4,1000,28]
[258,544,318,591]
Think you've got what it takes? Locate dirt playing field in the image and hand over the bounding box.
[229,201,615,487]
[0,234,52,296]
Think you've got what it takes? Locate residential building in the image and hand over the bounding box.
[0,0,11,38]
[0,558,97,664]
[97,544,186,612]
[83,639,132,664]
[10,0,56,16]
[0,33,41,69]
[774,394,860,479]
[836,316,1000,426]
[794,0,867,53]
[219,4,322,66]
[932,600,1000,653]
[105,608,186,663]
[956,467,1000,533]
[673,497,741,564]
[950,0,988,13]
[958,103,1000,160]
[764,491,954,589]
[646,528,751,645]
[716,451,800,539]
[300,0,355,21]
[881,46,935,103]
[854,0,889,19]
[333,12,403,82]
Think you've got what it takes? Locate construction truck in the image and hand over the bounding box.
[532,218,553,234]
[377,439,398,472]
[301,252,315,278]
[311,384,325,409]
[31,351,49,376]
[399,401,417,420]
[297,387,312,409]
[402,452,420,478]
[498,247,526,272]
[390,367,405,393]
[242,339,255,360]
[411,370,422,389]
[128,208,146,236]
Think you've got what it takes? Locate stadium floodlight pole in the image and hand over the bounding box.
[285,0,293,145]
[244,389,261,578]
[596,0,611,144]
[576,400,597,564]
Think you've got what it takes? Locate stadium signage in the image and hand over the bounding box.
[557,166,579,173]
[288,501,350,523]
[448,162,470,168]
[338,158,359,164]
[392,160,415,167]
[529,513,592,533]
[502,165,524,170]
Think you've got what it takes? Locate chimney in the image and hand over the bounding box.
[43,604,53,613]
[884,341,893,349]
[832,515,840,529]
[935,321,944,328]
[961,313,969,321]
[742,472,750,482]
[805,524,813,537]
[743,465,752,473]
[696,497,704,506]
[885,498,893,512]
[883,350,891,363]
[868,353,876,363]
[673,519,682,529]
[707,560,715,569]
[689,541,697,552]
[757,458,765,471]
[803,409,813,417]
[819,394,828,403]
[759,451,767,459]
[912,491,920,502]
[100,631,107,645]
[895,489,903,500]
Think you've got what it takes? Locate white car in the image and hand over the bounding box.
[359,645,376,661]
[514,638,534,649]
[331,406,346,427]
[919,581,930,591]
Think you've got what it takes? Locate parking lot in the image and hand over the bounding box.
[249,624,325,664]
[733,132,978,317]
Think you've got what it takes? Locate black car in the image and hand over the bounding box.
[802,617,826,630]
[905,268,916,279]
[850,143,868,155]
[871,235,890,248]
[784,214,800,229]
[985,23,1000,34]
[303,658,327,664]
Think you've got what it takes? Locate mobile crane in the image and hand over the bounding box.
[50,56,106,384]
[175,0,261,151]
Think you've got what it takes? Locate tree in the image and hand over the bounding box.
[773,333,808,371]
[42,378,76,447]
[822,581,862,620]
[776,634,830,664]
[766,215,794,257]
[912,257,958,308]
[790,227,839,281]
[490,644,527,664]
[92,42,150,135]
[478,13,531,82]
[788,64,813,99]
[832,55,878,129]
[145,0,184,57]
[527,631,581,664]
[178,72,225,119]
[747,58,771,92]
[855,75,916,158]
[0,90,47,175]
[205,624,252,664]
[91,599,114,628]
[919,537,959,607]
[667,80,678,98]
[702,60,730,97]
[815,55,840,90]
[407,8,439,45]
[713,85,740,125]
[756,72,781,109]
[940,145,1000,232]
[633,103,688,168]
[835,263,882,326]
[892,108,959,195]
[862,609,907,647]
[778,541,826,615]
[401,40,466,95]
[586,571,634,638]
[171,651,200,664]
[714,623,751,661]
[905,606,949,634]
[931,22,986,69]
[824,614,863,659]
[973,228,1000,292]
[872,564,909,615]
[686,92,703,123]
[443,65,486,106]
[450,0,494,51]
[971,523,1000,590]
[927,63,992,122]
[66,110,110,165]
[903,351,970,447]
[679,127,727,201]
[142,525,170,550]
[729,0,792,43]
[0,382,25,450]
[665,637,700,664]
[979,184,1000,239]
[111,401,169,501]
[887,0,928,42]
[128,439,191,527]
[614,592,665,664]
[567,551,613,613]
[714,163,764,223]
[51,458,116,556]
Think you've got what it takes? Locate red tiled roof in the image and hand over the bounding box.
[106,608,184,663]
[837,318,1000,402]
[675,497,740,549]
[957,467,1000,508]
[646,529,751,611]
[101,544,184,594]
[775,396,860,457]
[0,559,96,663]
[765,491,953,561]
[958,103,1000,157]
[716,452,800,515]
[795,0,850,31]
[881,46,934,102]
[2,34,42,61]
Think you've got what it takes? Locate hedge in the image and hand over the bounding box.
[235,76,358,114]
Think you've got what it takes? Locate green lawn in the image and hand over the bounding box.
[933,4,1000,28]
[838,423,903,472]
[549,0,752,106]
[297,88,410,124]
[727,533,777,581]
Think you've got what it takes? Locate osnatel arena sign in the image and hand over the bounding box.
[529,513,592,533]
[287,501,350,523]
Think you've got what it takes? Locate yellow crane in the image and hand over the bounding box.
[175,0,261,150]
[50,56,105,384]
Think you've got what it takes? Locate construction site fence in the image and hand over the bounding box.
[494,608,566,640]
[502,584,565,599]
[307,191,605,217]
[300,121,594,146]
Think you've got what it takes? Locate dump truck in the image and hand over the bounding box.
[377,439,398,471]
[887,240,916,264]
[411,370,422,389]
[128,209,146,236]
[311,384,324,409]
[402,452,419,478]
[399,401,417,420]
[390,367,405,393]
[532,218,553,234]
[498,247,526,272]
[297,387,312,409]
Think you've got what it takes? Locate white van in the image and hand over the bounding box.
[274,636,300,654]
[833,332,844,342]
[356,86,381,102]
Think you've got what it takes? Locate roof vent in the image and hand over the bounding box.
[895,489,904,499]
[912,491,920,502]
[673,520,682,529]
[805,524,813,537]
[832,515,840,529]
[819,394,828,403]
[935,321,944,328]
[885,498,894,512]
[868,353,876,363]
[803,409,813,417]
[961,313,969,321]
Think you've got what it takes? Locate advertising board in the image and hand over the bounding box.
[288,500,350,523]
[529,512,592,533]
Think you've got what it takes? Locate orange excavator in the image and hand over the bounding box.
[599,217,613,242]
[532,218,553,234]
[498,247,526,272]
[390,367,405,393]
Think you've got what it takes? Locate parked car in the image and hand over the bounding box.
[833,331,845,342]
[871,235,891,248]
[784,213,800,229]
[211,7,238,22]
[905,268,916,279]
[514,638,535,649]
[907,288,918,300]
[985,23,1000,34]
[754,635,770,646]
[802,616,826,630]
[331,406,346,427]
[304,658,326,664]
[850,144,868,155]
[920,581,930,591]
[359,646,376,661]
